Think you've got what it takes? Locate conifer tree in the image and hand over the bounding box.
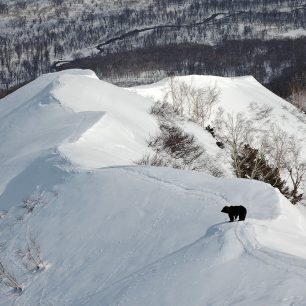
[234,144,293,201]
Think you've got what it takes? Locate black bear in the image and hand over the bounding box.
[216,141,225,149]
[221,205,247,222]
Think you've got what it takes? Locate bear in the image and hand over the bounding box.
[221,205,247,222]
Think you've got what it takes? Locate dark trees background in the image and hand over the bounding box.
[56,38,306,99]
[0,0,306,98]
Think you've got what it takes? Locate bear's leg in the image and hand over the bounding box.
[229,214,234,222]
[239,212,246,221]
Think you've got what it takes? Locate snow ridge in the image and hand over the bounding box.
[0,70,306,305]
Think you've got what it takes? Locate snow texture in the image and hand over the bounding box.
[0,70,306,305]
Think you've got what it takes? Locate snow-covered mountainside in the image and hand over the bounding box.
[1,70,306,305]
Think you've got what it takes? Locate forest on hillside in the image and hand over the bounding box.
[0,0,305,98]
[58,38,306,99]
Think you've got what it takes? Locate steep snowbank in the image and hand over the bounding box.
[0,71,103,209]
[0,69,157,210]
[53,71,158,168]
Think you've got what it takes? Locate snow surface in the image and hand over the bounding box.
[1,70,306,305]
[131,74,306,156]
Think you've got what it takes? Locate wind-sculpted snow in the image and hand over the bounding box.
[1,166,306,305]
[0,71,104,210]
[52,70,158,168]
[0,70,306,305]
[0,69,157,210]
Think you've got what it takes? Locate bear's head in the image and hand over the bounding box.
[221,206,230,213]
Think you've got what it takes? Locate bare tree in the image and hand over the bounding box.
[0,262,22,292]
[284,138,306,204]
[164,76,189,116]
[164,76,220,127]
[144,100,225,176]
[265,124,291,169]
[215,112,255,177]
[135,153,167,167]
[217,117,306,204]
[147,123,206,170]
[21,195,45,214]
[150,100,180,124]
[189,85,220,127]
[17,235,45,272]
[291,79,306,112]
[248,102,273,121]
[264,125,305,203]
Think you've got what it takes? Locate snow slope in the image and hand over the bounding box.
[131,75,306,145]
[0,69,157,211]
[1,70,306,305]
[1,166,306,305]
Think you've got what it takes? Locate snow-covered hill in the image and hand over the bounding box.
[131,74,306,144]
[0,69,156,206]
[1,70,306,305]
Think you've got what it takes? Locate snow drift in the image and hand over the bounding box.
[0,70,306,305]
